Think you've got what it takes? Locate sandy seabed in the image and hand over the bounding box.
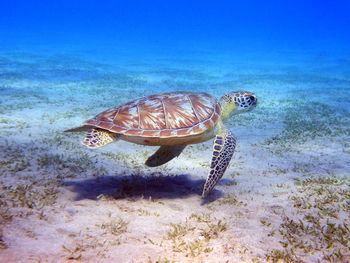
[0,50,349,263]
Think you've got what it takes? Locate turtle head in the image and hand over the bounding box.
[220,91,257,119]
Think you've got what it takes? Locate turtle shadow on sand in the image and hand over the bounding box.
[63,173,225,203]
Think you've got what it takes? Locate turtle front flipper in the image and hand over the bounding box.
[145,145,186,167]
[202,129,236,197]
[83,128,119,148]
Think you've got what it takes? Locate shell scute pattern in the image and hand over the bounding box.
[142,130,161,137]
[95,108,117,123]
[163,95,197,129]
[188,94,215,121]
[98,122,114,131]
[114,104,139,128]
[85,92,221,138]
[138,98,166,130]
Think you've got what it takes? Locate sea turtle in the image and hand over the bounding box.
[65,91,257,197]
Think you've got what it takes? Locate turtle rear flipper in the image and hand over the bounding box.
[145,145,186,167]
[202,129,236,197]
[83,128,119,148]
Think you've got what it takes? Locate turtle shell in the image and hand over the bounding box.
[84,91,221,138]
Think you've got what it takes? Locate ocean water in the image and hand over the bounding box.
[0,1,349,262]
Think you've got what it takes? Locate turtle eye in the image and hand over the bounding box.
[249,96,255,101]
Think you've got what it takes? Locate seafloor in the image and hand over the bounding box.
[0,48,349,263]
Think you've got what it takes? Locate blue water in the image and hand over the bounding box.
[1,0,350,63]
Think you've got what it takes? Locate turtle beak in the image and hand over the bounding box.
[251,95,257,106]
[246,94,257,107]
